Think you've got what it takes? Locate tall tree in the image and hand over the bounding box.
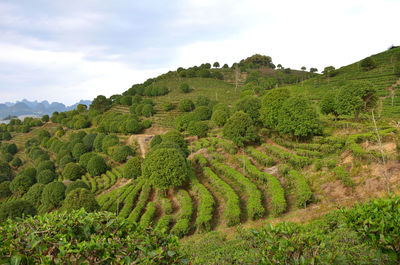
[213,62,220,68]
[336,81,378,121]
[90,95,111,113]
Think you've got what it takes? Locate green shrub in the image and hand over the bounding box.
[212,161,264,220]
[195,95,210,107]
[62,188,99,212]
[127,183,151,223]
[178,99,195,112]
[93,133,106,152]
[63,163,83,181]
[65,180,90,195]
[11,157,22,168]
[343,196,400,254]
[194,106,212,120]
[123,156,142,179]
[139,202,157,228]
[24,183,45,207]
[161,102,174,111]
[36,160,55,173]
[101,135,120,154]
[187,121,208,137]
[150,135,162,148]
[10,174,35,195]
[245,146,274,167]
[113,145,134,163]
[179,83,191,93]
[0,209,183,264]
[333,166,354,187]
[79,152,96,169]
[278,164,290,176]
[175,112,201,131]
[171,219,190,238]
[288,170,313,208]
[37,169,56,184]
[232,95,261,121]
[189,171,214,232]
[118,180,145,218]
[0,181,11,199]
[0,200,36,222]
[72,143,89,161]
[223,111,258,147]
[211,109,229,126]
[2,153,13,162]
[87,156,107,176]
[141,104,155,117]
[41,181,66,209]
[155,215,172,232]
[262,143,310,168]
[143,148,188,189]
[240,155,286,216]
[59,155,74,170]
[161,131,189,155]
[203,167,240,226]
[82,133,97,150]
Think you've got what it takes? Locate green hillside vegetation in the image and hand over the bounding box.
[1,49,400,263]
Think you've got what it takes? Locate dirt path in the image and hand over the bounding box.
[128,134,153,158]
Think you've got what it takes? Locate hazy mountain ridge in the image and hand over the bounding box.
[0,99,91,119]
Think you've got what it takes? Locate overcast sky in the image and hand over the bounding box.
[0,0,399,105]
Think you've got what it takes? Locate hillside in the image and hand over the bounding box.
[1,51,400,263]
[285,46,400,118]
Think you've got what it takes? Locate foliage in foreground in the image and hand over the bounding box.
[0,209,185,264]
[184,196,400,264]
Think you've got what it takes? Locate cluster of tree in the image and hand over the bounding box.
[123,83,169,97]
[237,54,275,71]
[174,96,213,137]
[0,117,43,134]
[260,88,322,140]
[177,64,224,80]
[320,80,378,121]
[0,142,21,169]
[95,112,144,134]
[51,109,91,130]
[129,98,156,118]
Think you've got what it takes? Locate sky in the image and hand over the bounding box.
[0,0,399,105]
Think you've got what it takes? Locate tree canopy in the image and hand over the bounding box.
[142,148,188,190]
[223,111,258,147]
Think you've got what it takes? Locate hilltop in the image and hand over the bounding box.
[1,50,400,263]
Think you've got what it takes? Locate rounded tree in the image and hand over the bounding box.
[10,174,35,195]
[150,135,162,148]
[213,62,220,68]
[65,180,90,195]
[41,181,66,209]
[277,97,322,140]
[211,109,229,126]
[62,188,100,212]
[113,145,135,163]
[87,156,107,176]
[72,143,89,161]
[178,99,195,112]
[24,183,45,207]
[123,156,142,179]
[194,106,212,120]
[37,169,56,184]
[233,95,261,121]
[142,148,188,190]
[0,181,11,199]
[260,88,290,129]
[63,163,83,181]
[179,83,191,93]
[336,81,378,121]
[223,111,258,147]
[187,121,208,137]
[0,200,37,222]
[79,152,96,169]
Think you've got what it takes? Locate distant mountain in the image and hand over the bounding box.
[0,99,92,119]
